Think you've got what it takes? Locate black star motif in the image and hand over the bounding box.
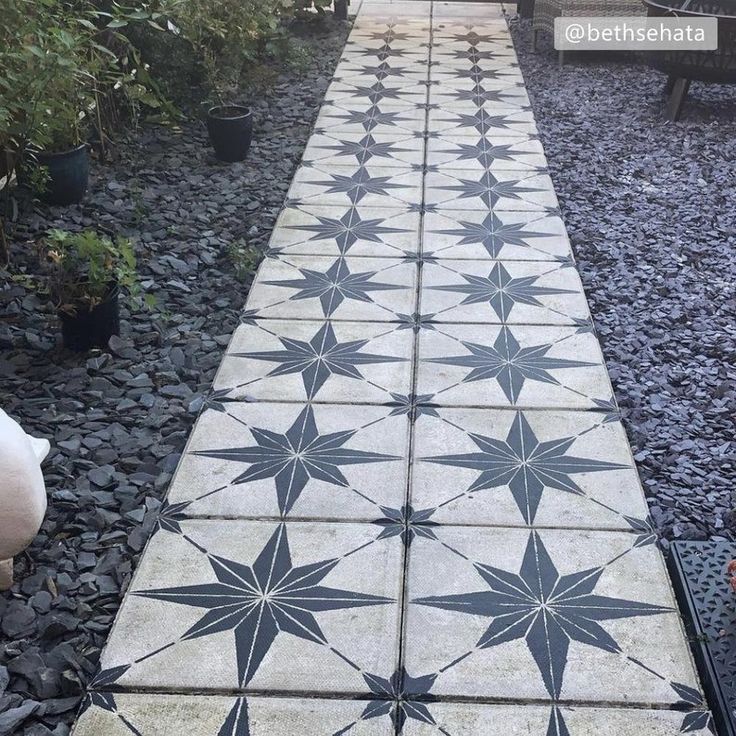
[263,258,406,317]
[439,171,545,209]
[304,167,408,205]
[426,326,595,403]
[430,262,574,321]
[193,405,400,515]
[285,206,407,254]
[447,106,527,134]
[364,29,414,43]
[446,48,517,63]
[233,321,405,398]
[436,139,530,168]
[334,106,413,133]
[413,531,671,698]
[450,31,507,44]
[434,212,550,258]
[385,392,439,420]
[135,524,393,687]
[349,61,417,80]
[444,65,521,83]
[318,133,413,165]
[373,504,439,546]
[360,668,438,732]
[422,411,628,523]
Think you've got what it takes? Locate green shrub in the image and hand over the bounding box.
[41,228,140,314]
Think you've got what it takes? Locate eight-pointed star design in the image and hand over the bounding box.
[439,171,546,209]
[234,321,405,398]
[316,133,413,166]
[303,167,409,205]
[356,668,438,733]
[436,139,531,169]
[426,325,595,403]
[263,258,406,317]
[285,205,407,254]
[434,211,550,258]
[193,405,400,515]
[429,262,575,321]
[422,411,628,523]
[135,524,393,687]
[413,531,671,698]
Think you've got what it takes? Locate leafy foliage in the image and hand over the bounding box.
[40,229,140,314]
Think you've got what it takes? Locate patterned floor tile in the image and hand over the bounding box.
[410,407,650,528]
[419,259,590,325]
[98,520,403,694]
[430,67,523,89]
[333,59,429,82]
[166,401,409,519]
[74,694,393,736]
[315,101,426,136]
[214,319,413,403]
[426,134,546,171]
[424,170,557,210]
[416,324,612,408]
[246,255,417,321]
[427,107,538,137]
[287,162,423,208]
[402,702,713,736]
[431,81,531,108]
[303,131,425,168]
[422,209,571,260]
[269,204,420,257]
[325,79,428,107]
[404,526,700,704]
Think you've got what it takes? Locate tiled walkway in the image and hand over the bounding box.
[74,3,712,734]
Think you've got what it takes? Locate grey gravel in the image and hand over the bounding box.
[0,16,349,734]
[511,19,736,546]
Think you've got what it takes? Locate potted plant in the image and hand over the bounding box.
[202,52,253,163]
[172,0,260,162]
[40,229,139,351]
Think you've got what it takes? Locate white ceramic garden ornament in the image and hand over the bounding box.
[0,410,50,590]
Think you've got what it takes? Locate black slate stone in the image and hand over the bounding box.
[0,15,350,735]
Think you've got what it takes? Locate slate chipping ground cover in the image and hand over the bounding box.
[0,18,351,736]
[69,1,716,734]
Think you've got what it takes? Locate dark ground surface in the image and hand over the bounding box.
[0,16,350,735]
[511,19,736,546]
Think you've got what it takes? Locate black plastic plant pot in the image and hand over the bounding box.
[36,143,89,206]
[668,540,736,736]
[206,105,253,163]
[59,286,120,352]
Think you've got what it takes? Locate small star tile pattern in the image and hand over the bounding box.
[98,520,402,695]
[287,163,423,208]
[431,80,531,106]
[245,255,417,322]
[416,325,612,409]
[402,702,712,735]
[268,204,420,257]
[302,132,425,168]
[427,107,539,137]
[214,320,413,403]
[324,79,429,107]
[420,260,591,325]
[165,402,409,520]
[422,210,572,260]
[315,101,427,136]
[424,170,558,211]
[404,526,700,704]
[411,408,649,529]
[426,134,547,171]
[73,693,393,736]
